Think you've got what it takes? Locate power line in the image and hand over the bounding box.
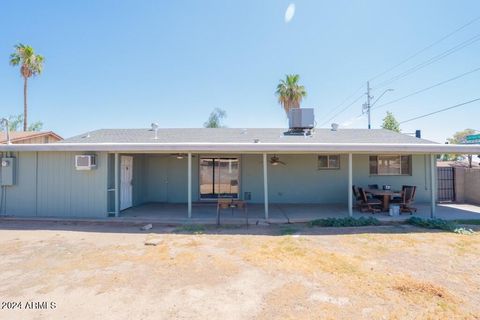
[373,66,480,110]
[322,16,480,126]
[369,15,480,82]
[399,98,480,124]
[319,94,364,127]
[319,83,364,120]
[373,33,480,90]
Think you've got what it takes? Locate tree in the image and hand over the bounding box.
[10,44,44,131]
[275,74,307,114]
[445,128,477,168]
[203,108,227,128]
[28,121,43,132]
[381,112,401,132]
[0,114,43,132]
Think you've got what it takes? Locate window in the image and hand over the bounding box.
[318,155,340,169]
[369,155,411,175]
[199,157,239,199]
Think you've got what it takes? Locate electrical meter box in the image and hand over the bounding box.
[1,157,16,186]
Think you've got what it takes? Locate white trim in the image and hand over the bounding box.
[188,153,192,218]
[114,153,119,217]
[348,153,353,217]
[263,153,269,220]
[1,142,480,153]
[430,154,436,218]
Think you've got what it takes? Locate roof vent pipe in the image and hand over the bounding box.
[331,123,339,131]
[151,123,159,140]
[0,118,11,145]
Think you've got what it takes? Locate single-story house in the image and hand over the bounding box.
[1,126,480,220]
[0,131,62,144]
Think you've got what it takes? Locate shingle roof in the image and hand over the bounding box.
[62,128,435,144]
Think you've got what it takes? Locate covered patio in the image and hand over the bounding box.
[110,151,440,222]
[100,129,480,224]
[119,202,480,224]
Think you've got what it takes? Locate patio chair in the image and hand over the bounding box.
[358,187,382,214]
[352,185,362,208]
[392,185,413,202]
[395,186,417,214]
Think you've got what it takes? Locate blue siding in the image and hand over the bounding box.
[1,151,108,218]
[1,152,434,218]
[133,154,433,205]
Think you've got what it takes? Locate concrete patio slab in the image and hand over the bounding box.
[118,202,480,224]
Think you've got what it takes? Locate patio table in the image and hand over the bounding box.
[365,189,402,212]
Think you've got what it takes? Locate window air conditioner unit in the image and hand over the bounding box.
[75,155,97,170]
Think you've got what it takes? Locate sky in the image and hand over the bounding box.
[0,0,479,143]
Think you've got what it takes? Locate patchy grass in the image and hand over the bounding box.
[279,225,298,235]
[392,276,453,300]
[309,216,380,227]
[1,223,480,319]
[241,237,360,275]
[174,224,205,234]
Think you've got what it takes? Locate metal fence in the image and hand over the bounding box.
[437,167,456,202]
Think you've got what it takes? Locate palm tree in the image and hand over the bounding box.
[10,44,44,131]
[275,74,307,114]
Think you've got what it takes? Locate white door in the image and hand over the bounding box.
[120,156,133,210]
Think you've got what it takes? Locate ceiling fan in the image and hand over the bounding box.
[270,155,286,166]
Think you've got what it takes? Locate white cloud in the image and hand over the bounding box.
[284,3,295,23]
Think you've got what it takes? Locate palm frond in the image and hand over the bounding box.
[10,43,44,77]
[275,74,307,114]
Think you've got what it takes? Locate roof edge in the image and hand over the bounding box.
[1,142,479,153]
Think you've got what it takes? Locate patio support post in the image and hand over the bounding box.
[430,153,436,218]
[348,153,353,217]
[188,152,192,218]
[114,153,119,217]
[263,153,269,220]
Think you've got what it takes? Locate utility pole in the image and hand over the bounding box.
[362,82,393,130]
[362,81,373,129]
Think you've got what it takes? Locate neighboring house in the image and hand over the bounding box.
[0,131,62,144]
[1,126,479,219]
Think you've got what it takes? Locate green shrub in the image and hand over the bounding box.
[454,219,480,226]
[406,217,456,231]
[309,217,380,227]
[406,217,474,234]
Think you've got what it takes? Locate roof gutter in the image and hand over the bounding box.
[1,142,480,154]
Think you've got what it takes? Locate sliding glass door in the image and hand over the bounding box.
[199,157,239,199]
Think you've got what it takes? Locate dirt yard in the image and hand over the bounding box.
[0,221,479,320]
